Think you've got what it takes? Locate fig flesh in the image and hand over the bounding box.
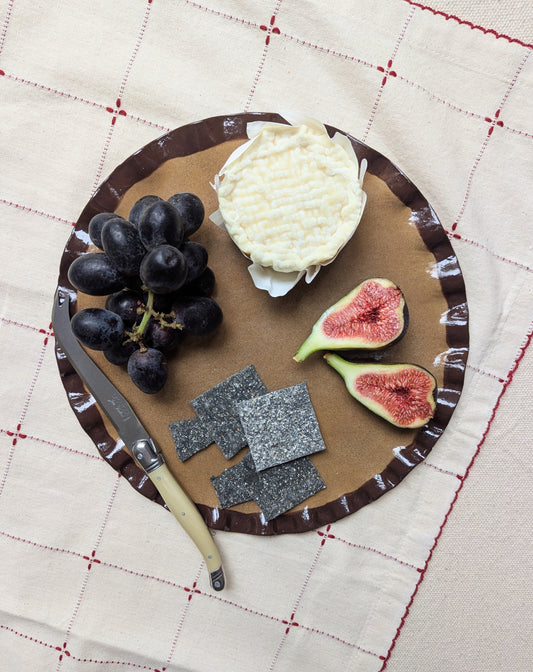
[324,353,437,429]
[294,278,408,361]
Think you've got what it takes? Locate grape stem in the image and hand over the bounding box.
[124,290,183,349]
[135,290,154,337]
[157,311,181,330]
[124,291,183,351]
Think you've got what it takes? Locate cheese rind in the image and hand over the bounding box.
[216,122,365,275]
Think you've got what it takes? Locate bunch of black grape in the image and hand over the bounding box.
[67,192,223,394]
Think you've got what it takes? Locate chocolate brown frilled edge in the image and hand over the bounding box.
[55,113,469,535]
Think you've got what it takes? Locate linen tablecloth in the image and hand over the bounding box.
[1,1,531,670]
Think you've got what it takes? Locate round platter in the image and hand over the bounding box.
[55,112,469,535]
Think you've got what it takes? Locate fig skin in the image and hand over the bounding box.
[324,353,437,429]
[294,278,408,362]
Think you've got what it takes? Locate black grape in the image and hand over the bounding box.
[71,191,222,394]
[101,217,146,276]
[180,240,208,282]
[128,195,163,227]
[71,308,124,350]
[105,289,144,327]
[127,348,168,394]
[103,339,139,365]
[172,296,223,335]
[68,253,125,295]
[167,192,204,238]
[123,275,144,292]
[88,212,117,249]
[144,318,183,352]
[149,291,176,313]
[138,200,185,250]
[140,244,188,294]
[181,266,215,297]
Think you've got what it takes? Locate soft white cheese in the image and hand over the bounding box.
[216,122,365,275]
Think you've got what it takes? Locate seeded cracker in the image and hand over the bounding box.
[210,452,326,520]
[237,382,326,471]
[189,365,267,459]
[244,456,326,521]
[210,452,256,508]
[169,417,214,462]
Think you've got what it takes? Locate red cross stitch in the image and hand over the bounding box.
[377,59,398,86]
[106,98,127,125]
[6,424,27,447]
[281,612,300,635]
[485,108,505,136]
[82,549,101,571]
[317,524,335,546]
[260,14,280,45]
[55,641,71,662]
[183,580,201,602]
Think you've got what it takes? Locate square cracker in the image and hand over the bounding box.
[244,456,326,521]
[210,452,256,508]
[237,382,326,471]
[210,452,326,521]
[190,365,267,459]
[169,416,214,462]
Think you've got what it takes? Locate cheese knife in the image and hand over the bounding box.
[52,288,225,591]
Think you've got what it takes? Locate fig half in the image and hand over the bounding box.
[293,278,408,361]
[324,354,437,429]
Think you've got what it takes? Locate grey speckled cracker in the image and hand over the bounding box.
[210,452,257,508]
[169,417,214,462]
[237,382,326,471]
[190,365,267,459]
[244,456,326,521]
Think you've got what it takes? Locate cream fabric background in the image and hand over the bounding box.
[419,0,532,43]
[390,346,533,670]
[1,1,532,671]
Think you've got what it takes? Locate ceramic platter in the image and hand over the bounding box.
[55,113,469,534]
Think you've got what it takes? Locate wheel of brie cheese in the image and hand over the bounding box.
[213,117,366,296]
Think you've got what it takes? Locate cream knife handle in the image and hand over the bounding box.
[147,464,224,590]
[133,440,224,591]
[148,462,223,568]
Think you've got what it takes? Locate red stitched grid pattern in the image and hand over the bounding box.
[1,1,532,670]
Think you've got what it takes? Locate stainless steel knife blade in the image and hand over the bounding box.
[52,288,225,591]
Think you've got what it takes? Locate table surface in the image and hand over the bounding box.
[1,2,532,671]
